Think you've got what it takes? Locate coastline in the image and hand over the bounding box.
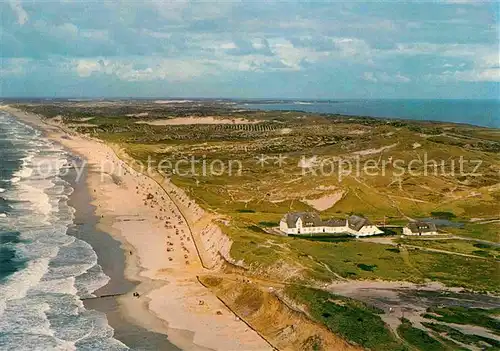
[240,99,500,129]
[2,106,271,351]
[66,161,181,350]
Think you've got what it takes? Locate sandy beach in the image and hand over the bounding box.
[66,161,180,350]
[2,106,271,351]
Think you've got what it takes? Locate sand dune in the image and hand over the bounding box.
[135,116,261,125]
[302,191,345,211]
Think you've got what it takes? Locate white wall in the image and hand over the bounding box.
[403,227,412,235]
[403,227,438,236]
[323,226,350,234]
[355,225,384,237]
[279,219,383,237]
[279,220,288,233]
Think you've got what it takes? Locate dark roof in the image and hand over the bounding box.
[406,221,437,233]
[282,213,374,232]
[323,219,347,227]
[347,215,370,231]
[283,212,322,228]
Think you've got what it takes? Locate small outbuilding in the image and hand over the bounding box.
[403,221,438,236]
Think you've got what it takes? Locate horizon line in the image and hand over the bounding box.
[1,97,499,101]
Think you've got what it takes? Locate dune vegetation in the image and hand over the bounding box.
[16,100,500,350]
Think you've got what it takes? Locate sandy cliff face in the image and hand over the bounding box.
[161,178,238,270]
[199,222,236,268]
[199,276,363,351]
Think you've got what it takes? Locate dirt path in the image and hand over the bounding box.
[450,235,500,246]
[403,244,493,260]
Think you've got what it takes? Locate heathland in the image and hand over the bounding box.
[9,100,500,351]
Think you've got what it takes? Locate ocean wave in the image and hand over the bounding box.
[0,188,5,193]
[0,258,51,302]
[0,113,124,350]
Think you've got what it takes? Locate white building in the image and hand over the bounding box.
[279,212,384,238]
[403,221,438,236]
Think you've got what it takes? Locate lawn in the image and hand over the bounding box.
[405,249,499,292]
[396,238,500,259]
[447,223,500,243]
[285,286,406,351]
[222,220,500,292]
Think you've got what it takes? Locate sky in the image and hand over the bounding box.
[0,0,499,99]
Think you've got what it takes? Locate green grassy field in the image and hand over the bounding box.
[285,286,407,351]
[221,220,500,291]
[447,222,499,243]
[396,238,500,258]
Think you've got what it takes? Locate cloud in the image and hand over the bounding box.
[75,59,103,77]
[0,58,29,76]
[9,0,28,25]
[151,0,233,22]
[403,41,500,82]
[222,38,273,56]
[216,38,330,72]
[0,0,497,98]
[74,58,213,81]
[390,42,493,59]
[433,68,499,82]
[290,36,372,58]
[269,39,312,70]
[362,71,411,83]
[386,42,498,82]
[392,73,411,83]
[333,38,372,57]
[443,0,485,4]
[363,72,378,82]
[71,41,314,83]
[81,29,109,41]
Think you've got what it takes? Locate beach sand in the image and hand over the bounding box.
[66,162,180,350]
[3,106,271,351]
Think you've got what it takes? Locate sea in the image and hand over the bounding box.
[0,111,127,350]
[238,99,500,129]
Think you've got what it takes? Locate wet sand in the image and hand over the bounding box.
[66,161,180,350]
